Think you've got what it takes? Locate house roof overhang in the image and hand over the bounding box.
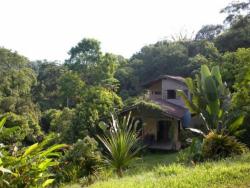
[142,75,186,88]
[120,98,188,120]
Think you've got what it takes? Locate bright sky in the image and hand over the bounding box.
[0,0,231,62]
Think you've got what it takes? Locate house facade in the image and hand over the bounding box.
[121,75,191,151]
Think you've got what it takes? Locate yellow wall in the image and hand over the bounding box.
[143,117,157,140]
[127,110,181,150]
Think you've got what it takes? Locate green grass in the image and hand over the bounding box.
[126,152,178,175]
[89,152,250,188]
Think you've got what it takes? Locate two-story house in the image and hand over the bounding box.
[121,75,191,151]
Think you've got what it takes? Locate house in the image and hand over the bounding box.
[121,75,191,151]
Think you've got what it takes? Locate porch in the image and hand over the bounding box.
[142,118,181,151]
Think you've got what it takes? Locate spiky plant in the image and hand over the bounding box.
[98,113,143,177]
[202,131,247,160]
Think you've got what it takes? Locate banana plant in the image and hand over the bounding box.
[178,65,244,136]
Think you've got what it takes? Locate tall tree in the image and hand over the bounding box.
[71,86,123,142]
[59,71,85,107]
[215,15,250,52]
[216,1,250,52]
[0,48,42,144]
[221,48,250,90]
[65,38,102,84]
[195,25,224,41]
[220,0,250,26]
[0,48,36,98]
[32,60,66,110]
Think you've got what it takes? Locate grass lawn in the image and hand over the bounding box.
[88,152,250,188]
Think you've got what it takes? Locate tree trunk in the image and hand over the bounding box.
[117,168,123,178]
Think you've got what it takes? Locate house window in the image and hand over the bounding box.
[167,90,176,99]
[154,91,161,95]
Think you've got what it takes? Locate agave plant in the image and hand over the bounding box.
[202,131,247,160]
[98,113,143,177]
[178,65,244,136]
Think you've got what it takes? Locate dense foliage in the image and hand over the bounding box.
[55,137,101,184]
[0,0,249,186]
[0,117,66,188]
[178,65,248,162]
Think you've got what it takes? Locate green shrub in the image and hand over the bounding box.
[177,138,203,163]
[0,112,43,145]
[41,108,77,143]
[55,136,102,184]
[202,132,248,160]
[1,139,66,187]
[41,109,61,132]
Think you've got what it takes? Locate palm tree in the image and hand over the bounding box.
[98,113,143,177]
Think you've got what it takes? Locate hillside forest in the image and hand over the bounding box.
[0,1,250,187]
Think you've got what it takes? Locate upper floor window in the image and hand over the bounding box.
[167,90,176,99]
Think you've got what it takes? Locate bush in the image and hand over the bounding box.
[177,138,203,163]
[0,133,66,188]
[41,109,61,132]
[55,136,102,184]
[41,108,76,143]
[202,132,247,160]
[0,112,43,145]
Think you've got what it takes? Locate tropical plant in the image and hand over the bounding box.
[55,136,101,184]
[177,65,247,160]
[2,141,67,187]
[0,117,13,187]
[177,137,203,163]
[72,86,123,142]
[178,65,244,136]
[98,113,143,177]
[202,131,247,160]
[0,116,67,187]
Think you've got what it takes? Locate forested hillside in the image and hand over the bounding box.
[0,1,249,187]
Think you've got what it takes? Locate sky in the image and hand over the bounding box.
[0,0,232,62]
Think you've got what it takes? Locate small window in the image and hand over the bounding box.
[155,91,161,95]
[167,90,176,99]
